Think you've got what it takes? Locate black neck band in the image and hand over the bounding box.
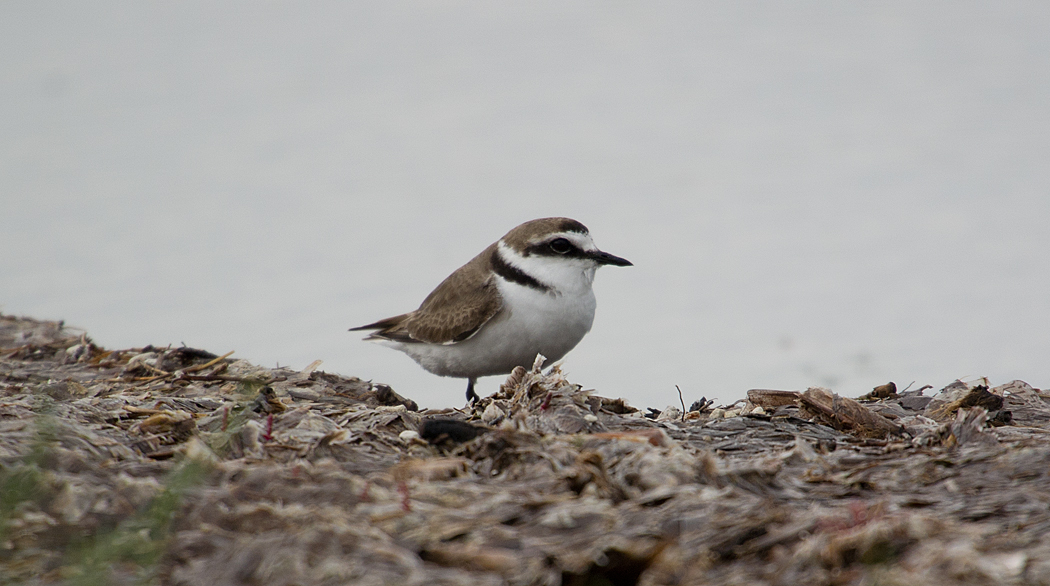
[491,249,552,293]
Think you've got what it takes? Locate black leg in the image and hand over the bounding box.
[466,378,480,403]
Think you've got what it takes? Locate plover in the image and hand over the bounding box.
[351,217,631,403]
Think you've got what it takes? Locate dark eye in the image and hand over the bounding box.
[548,238,573,254]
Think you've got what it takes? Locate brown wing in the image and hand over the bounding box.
[350,244,504,345]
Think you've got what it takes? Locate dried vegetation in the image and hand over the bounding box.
[2,313,1050,585]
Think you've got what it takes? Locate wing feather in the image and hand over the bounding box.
[350,244,503,344]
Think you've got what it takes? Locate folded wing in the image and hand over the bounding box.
[350,245,504,345]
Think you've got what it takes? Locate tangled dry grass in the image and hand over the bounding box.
[3,313,1050,585]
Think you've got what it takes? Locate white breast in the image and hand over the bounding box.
[392,244,600,379]
[483,275,597,367]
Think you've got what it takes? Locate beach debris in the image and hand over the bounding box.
[925,383,1005,422]
[857,381,898,400]
[799,387,905,439]
[748,387,905,439]
[419,417,485,445]
[3,312,1050,585]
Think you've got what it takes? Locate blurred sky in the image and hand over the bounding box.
[3,2,1049,408]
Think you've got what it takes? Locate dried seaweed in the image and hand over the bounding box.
[3,313,1050,585]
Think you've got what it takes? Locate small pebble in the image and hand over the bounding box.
[656,406,682,422]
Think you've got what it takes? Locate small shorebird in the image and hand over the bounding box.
[351,217,632,403]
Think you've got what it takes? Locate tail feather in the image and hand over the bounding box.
[349,313,409,332]
[350,313,418,343]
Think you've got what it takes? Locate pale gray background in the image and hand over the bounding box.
[3,2,1048,408]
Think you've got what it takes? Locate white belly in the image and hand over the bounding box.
[390,280,597,379]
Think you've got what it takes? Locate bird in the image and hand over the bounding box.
[351,217,632,403]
